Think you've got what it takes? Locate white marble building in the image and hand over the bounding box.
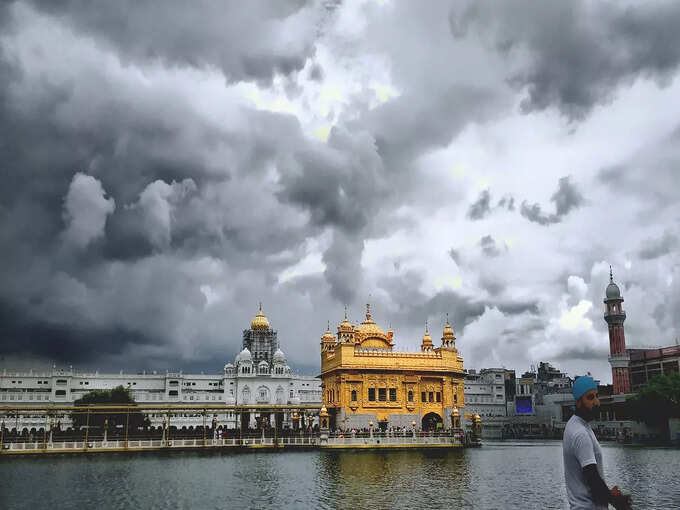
[0,307,321,433]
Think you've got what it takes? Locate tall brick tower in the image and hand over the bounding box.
[604,267,631,394]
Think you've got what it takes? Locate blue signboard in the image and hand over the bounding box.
[516,396,533,414]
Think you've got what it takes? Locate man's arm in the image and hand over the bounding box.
[583,465,633,510]
[582,464,610,506]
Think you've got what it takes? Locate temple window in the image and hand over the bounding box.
[351,390,357,401]
[436,392,441,402]
[368,388,376,401]
[389,388,397,401]
[378,388,387,402]
[408,391,413,402]
[421,391,426,402]
[428,391,434,402]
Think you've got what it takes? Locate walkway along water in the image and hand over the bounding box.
[0,404,481,455]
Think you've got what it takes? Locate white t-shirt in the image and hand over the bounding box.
[563,414,607,510]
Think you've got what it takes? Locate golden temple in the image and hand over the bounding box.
[320,305,466,431]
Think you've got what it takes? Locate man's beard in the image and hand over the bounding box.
[577,405,601,422]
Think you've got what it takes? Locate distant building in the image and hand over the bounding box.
[0,306,322,433]
[629,346,680,390]
[464,368,507,418]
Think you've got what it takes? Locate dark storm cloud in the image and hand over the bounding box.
[27,0,319,84]
[0,7,324,368]
[552,344,610,362]
[467,189,491,220]
[378,270,540,342]
[478,272,505,296]
[322,230,364,304]
[638,231,678,260]
[0,299,158,366]
[448,248,461,265]
[520,176,583,226]
[497,195,515,211]
[277,128,385,234]
[479,235,501,257]
[450,0,680,119]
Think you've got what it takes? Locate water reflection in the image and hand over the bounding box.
[0,443,677,509]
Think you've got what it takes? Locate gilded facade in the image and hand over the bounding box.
[320,305,466,431]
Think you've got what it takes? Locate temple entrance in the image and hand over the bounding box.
[421,412,442,431]
[241,412,250,431]
[378,419,388,432]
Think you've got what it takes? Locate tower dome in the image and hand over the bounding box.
[251,303,270,330]
[273,348,287,365]
[606,281,621,299]
[605,266,622,300]
[235,347,252,364]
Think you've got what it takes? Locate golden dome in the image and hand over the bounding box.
[355,303,387,338]
[442,322,455,339]
[321,321,335,342]
[338,307,354,333]
[250,303,270,330]
[421,321,433,350]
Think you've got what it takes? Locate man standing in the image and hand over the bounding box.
[563,376,632,509]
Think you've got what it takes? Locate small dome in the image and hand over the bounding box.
[338,309,354,333]
[605,266,622,300]
[235,348,252,363]
[606,282,621,299]
[273,348,286,364]
[421,321,433,350]
[258,360,269,368]
[321,322,335,342]
[250,303,270,330]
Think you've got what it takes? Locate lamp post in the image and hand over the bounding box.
[103,418,108,444]
[161,416,167,445]
[48,419,54,446]
[412,420,417,439]
[369,420,374,439]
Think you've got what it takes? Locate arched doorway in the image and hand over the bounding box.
[421,412,442,431]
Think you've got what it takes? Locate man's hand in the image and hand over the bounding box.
[610,487,632,510]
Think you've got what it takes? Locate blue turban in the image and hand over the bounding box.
[572,376,597,401]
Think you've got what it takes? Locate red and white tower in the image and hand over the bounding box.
[604,267,631,394]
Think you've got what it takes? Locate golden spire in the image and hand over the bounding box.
[321,320,335,345]
[366,303,372,322]
[250,302,270,330]
[442,312,456,347]
[338,306,354,336]
[421,320,433,351]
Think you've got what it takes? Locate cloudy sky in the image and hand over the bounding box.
[1,0,679,382]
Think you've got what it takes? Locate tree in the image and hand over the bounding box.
[629,372,680,440]
[71,385,148,431]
